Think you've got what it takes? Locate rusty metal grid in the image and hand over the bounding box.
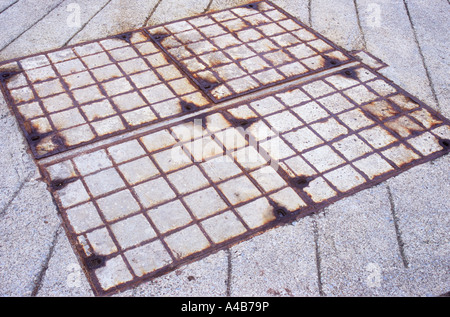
[39,64,450,295]
[146,1,356,103]
[350,50,388,72]
[0,30,211,159]
[0,0,359,161]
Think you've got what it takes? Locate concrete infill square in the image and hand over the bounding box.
[0,1,449,296]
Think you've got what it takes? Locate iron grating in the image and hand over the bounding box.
[0,0,448,296]
[0,30,211,159]
[39,65,450,295]
[146,1,355,102]
[0,1,357,159]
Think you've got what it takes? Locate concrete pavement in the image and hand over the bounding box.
[0,0,448,296]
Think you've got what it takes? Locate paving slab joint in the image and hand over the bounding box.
[386,184,409,269]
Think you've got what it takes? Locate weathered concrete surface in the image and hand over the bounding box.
[357,0,437,110]
[228,217,319,296]
[385,154,450,296]
[316,184,404,296]
[0,0,111,60]
[0,0,64,52]
[146,0,211,26]
[403,0,450,117]
[68,0,160,45]
[311,0,365,51]
[0,0,448,297]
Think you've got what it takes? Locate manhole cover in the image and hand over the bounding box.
[40,64,449,295]
[0,30,211,159]
[1,0,449,296]
[146,1,355,102]
[0,0,356,160]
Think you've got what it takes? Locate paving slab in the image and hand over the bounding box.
[146,0,211,26]
[0,178,60,296]
[403,0,450,117]
[68,0,160,45]
[317,184,405,296]
[0,92,50,296]
[0,0,64,52]
[0,0,111,61]
[0,1,17,14]
[269,0,310,27]
[229,216,319,296]
[385,154,450,296]
[33,227,93,296]
[0,90,40,207]
[131,249,228,296]
[311,0,365,51]
[356,0,435,107]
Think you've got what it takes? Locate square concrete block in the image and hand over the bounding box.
[96,189,141,222]
[333,134,372,161]
[218,175,262,205]
[50,108,86,130]
[201,211,247,243]
[353,154,394,180]
[147,200,193,234]
[167,165,210,195]
[164,225,210,259]
[303,176,337,203]
[358,126,398,149]
[118,157,159,185]
[124,240,172,277]
[303,145,346,173]
[311,118,349,141]
[111,214,157,249]
[82,100,116,120]
[95,256,133,291]
[140,129,177,152]
[323,165,365,192]
[292,101,329,123]
[236,197,275,229]
[153,146,193,172]
[381,144,421,167]
[317,92,355,114]
[73,150,112,176]
[108,140,146,164]
[86,228,118,256]
[183,187,228,219]
[84,168,126,197]
[57,180,90,208]
[66,202,103,234]
[134,177,176,208]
